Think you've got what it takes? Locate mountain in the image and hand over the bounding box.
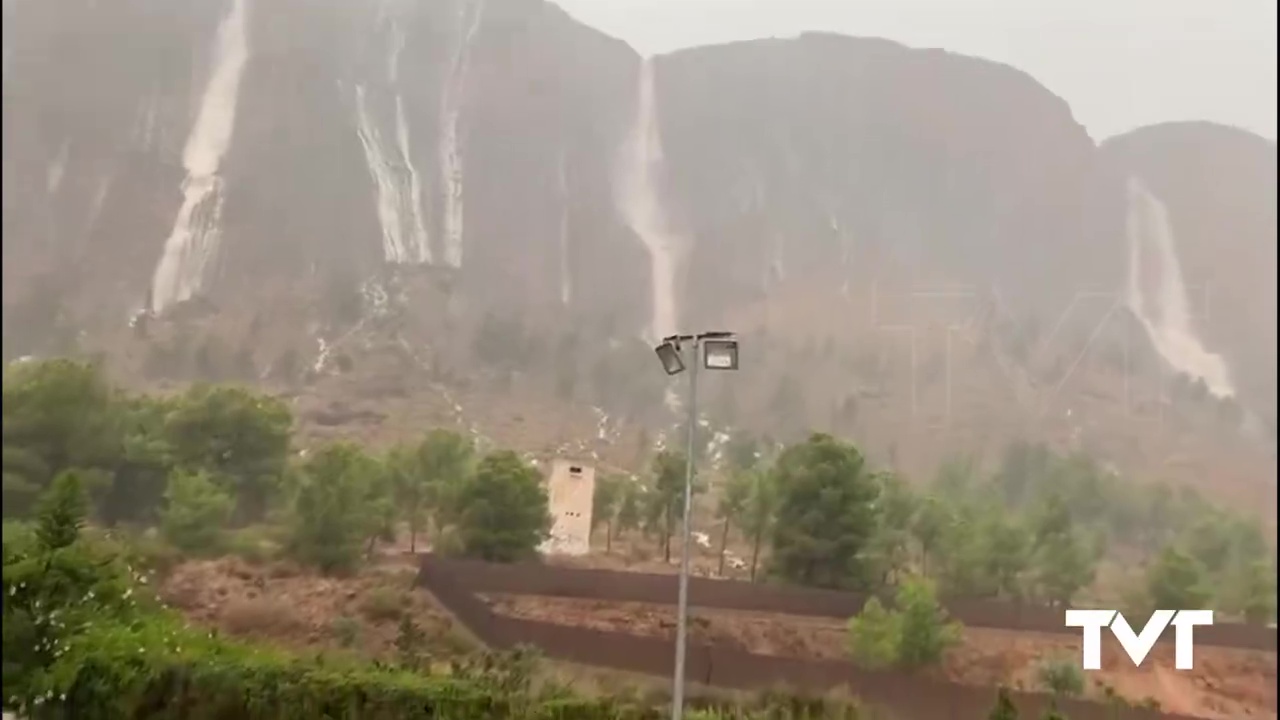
[1100,122,1278,428]
[3,0,1275,511]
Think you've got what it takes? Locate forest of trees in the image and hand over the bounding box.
[4,357,1276,618]
[594,431,1276,624]
[2,357,1275,719]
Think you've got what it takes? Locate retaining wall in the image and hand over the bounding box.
[421,556,1276,651]
[416,556,1258,720]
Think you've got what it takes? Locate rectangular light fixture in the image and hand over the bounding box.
[655,341,686,375]
[702,338,739,371]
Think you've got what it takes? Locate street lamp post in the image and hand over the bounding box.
[653,331,739,720]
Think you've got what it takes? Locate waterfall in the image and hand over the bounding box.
[353,7,432,265]
[616,58,679,342]
[438,0,485,269]
[557,151,572,306]
[1125,178,1235,397]
[150,0,249,313]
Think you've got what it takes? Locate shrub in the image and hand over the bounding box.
[360,587,408,623]
[846,597,899,670]
[1036,655,1085,697]
[846,577,961,671]
[332,615,361,648]
[159,469,234,555]
[220,597,306,638]
[226,525,282,565]
[21,617,664,720]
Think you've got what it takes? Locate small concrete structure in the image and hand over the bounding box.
[539,458,595,557]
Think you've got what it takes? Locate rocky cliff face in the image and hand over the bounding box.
[1101,123,1278,427]
[3,0,645,345]
[3,0,1275,443]
[653,34,1126,330]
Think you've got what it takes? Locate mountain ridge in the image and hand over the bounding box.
[3,0,1275,516]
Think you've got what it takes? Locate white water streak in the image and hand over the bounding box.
[150,0,249,312]
[616,58,678,342]
[46,141,69,195]
[1125,178,1235,397]
[133,96,161,153]
[439,0,485,268]
[354,86,431,264]
[557,152,572,305]
[354,8,431,265]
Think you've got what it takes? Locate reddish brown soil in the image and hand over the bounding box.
[159,557,473,660]
[484,594,1278,720]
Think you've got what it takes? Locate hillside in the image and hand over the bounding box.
[2,0,1275,517]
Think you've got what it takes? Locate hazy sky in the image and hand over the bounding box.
[555,0,1278,142]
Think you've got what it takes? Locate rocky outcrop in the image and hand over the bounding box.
[1102,123,1278,425]
[653,34,1126,329]
[2,0,1274,434]
[2,0,645,346]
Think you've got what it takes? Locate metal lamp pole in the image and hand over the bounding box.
[653,331,736,720]
[671,338,699,720]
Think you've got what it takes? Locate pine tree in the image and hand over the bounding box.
[35,470,88,551]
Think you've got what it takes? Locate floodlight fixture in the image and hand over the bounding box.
[654,340,686,376]
[701,337,739,371]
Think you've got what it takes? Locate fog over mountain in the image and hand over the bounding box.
[3,0,1275,488]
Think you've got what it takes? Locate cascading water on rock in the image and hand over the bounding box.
[557,151,572,306]
[1125,178,1235,397]
[353,7,432,265]
[150,0,249,313]
[616,58,679,342]
[438,0,485,269]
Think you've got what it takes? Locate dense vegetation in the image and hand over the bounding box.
[595,431,1275,625]
[3,357,1275,718]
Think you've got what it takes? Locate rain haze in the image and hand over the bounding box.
[3,0,1277,715]
[556,0,1280,140]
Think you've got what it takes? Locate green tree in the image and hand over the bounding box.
[647,449,690,563]
[360,454,396,559]
[894,577,963,668]
[933,455,980,502]
[2,359,123,513]
[866,474,917,588]
[976,511,1031,600]
[414,429,475,539]
[769,434,880,590]
[846,597,899,670]
[1145,545,1211,609]
[846,576,961,670]
[453,450,551,562]
[715,470,752,576]
[3,474,141,701]
[1219,558,1277,625]
[911,496,953,578]
[591,473,623,553]
[97,395,176,526]
[159,470,234,555]
[386,443,427,552]
[741,467,778,582]
[934,510,989,597]
[287,443,382,574]
[1029,493,1095,606]
[35,470,89,551]
[164,385,292,523]
[721,434,759,475]
[614,480,643,540]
